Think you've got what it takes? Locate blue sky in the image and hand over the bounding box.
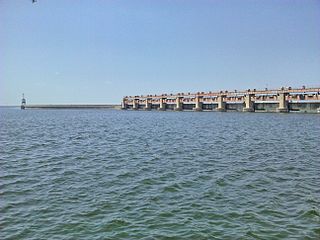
[1,0,319,105]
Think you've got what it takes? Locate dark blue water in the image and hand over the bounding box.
[1,108,319,239]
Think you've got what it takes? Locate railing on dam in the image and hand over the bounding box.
[122,87,320,113]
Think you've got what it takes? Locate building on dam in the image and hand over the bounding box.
[121,87,320,113]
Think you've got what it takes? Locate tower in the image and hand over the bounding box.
[21,93,26,110]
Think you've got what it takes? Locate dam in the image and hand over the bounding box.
[122,87,320,113]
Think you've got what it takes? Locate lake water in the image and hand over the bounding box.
[1,108,319,239]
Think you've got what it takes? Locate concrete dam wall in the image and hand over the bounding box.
[122,87,320,113]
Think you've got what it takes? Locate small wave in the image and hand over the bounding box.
[102,218,131,231]
[162,183,182,193]
[215,177,227,187]
[140,178,158,185]
[297,208,320,219]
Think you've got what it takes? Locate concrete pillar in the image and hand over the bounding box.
[317,93,320,113]
[277,93,288,112]
[145,98,151,110]
[193,96,203,111]
[243,94,255,112]
[132,99,138,110]
[216,95,226,111]
[174,97,183,111]
[159,98,166,111]
[121,98,127,110]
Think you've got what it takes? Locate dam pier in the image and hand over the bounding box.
[122,87,320,113]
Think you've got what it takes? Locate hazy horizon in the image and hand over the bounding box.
[1,0,320,105]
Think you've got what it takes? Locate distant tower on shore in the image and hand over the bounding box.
[21,93,26,110]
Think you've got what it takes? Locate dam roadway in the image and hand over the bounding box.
[122,87,320,113]
[24,104,121,109]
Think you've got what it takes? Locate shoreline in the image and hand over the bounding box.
[1,104,121,109]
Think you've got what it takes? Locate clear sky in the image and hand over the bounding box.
[1,0,319,105]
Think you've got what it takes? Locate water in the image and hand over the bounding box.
[1,108,319,239]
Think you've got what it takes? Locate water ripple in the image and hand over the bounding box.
[1,109,319,239]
